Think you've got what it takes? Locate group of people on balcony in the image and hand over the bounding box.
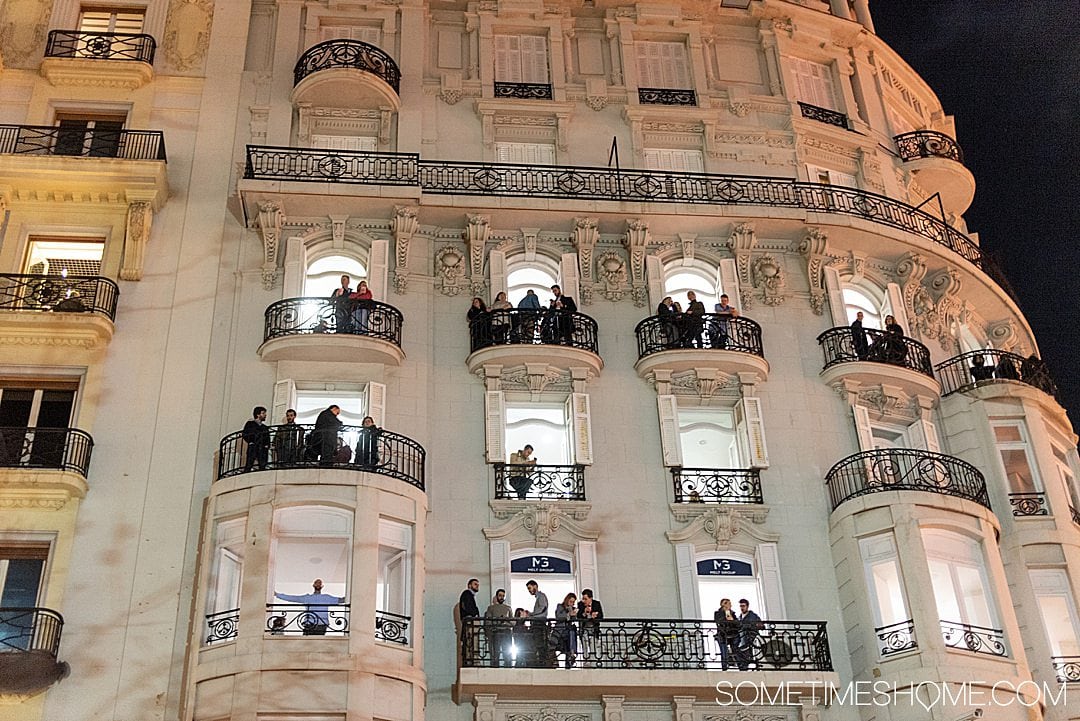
[656,292,740,350]
[850,312,908,366]
[461,578,603,669]
[326,274,374,334]
[239,404,380,471]
[467,285,578,348]
[969,352,1056,394]
[714,598,763,670]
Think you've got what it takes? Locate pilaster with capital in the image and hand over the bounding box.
[391,206,418,294]
[603,695,626,721]
[798,227,830,316]
[623,219,650,307]
[573,217,598,305]
[120,200,154,282]
[465,214,491,294]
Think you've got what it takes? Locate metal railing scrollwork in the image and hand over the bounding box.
[205,608,240,645]
[494,82,553,100]
[468,308,599,355]
[375,610,411,645]
[939,620,1007,657]
[0,607,64,656]
[825,449,990,511]
[672,468,763,504]
[636,314,763,359]
[1072,505,1080,526]
[1052,656,1080,683]
[0,124,166,160]
[45,30,156,63]
[638,88,697,106]
[0,273,118,320]
[265,603,350,636]
[817,326,934,378]
[493,463,586,501]
[798,102,849,129]
[293,39,401,92]
[0,427,93,476]
[1008,492,1048,517]
[263,297,403,348]
[894,130,964,163]
[460,617,832,670]
[935,349,1059,399]
[875,620,917,657]
[217,423,425,490]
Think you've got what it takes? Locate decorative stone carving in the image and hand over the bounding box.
[391,205,418,294]
[163,0,214,72]
[120,201,154,282]
[501,364,571,397]
[623,219,649,307]
[728,100,752,117]
[0,0,51,61]
[592,252,625,303]
[250,201,284,290]
[573,218,598,305]
[465,214,490,294]
[797,227,829,315]
[507,709,589,721]
[752,255,786,306]
[727,223,757,310]
[988,319,1020,353]
[436,245,466,296]
[483,504,597,544]
[666,369,739,400]
[856,385,919,420]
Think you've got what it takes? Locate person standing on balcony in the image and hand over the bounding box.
[657,296,679,348]
[549,285,577,345]
[516,289,541,342]
[484,589,514,667]
[554,592,579,668]
[273,578,346,635]
[273,408,303,464]
[577,588,604,661]
[330,274,353,333]
[459,577,481,664]
[356,415,380,467]
[526,579,549,619]
[736,599,763,670]
[242,406,270,472]
[308,404,342,465]
[683,291,706,348]
[508,444,536,499]
[714,598,740,669]
[467,296,488,349]
[850,311,869,360]
[712,294,740,349]
[490,291,513,342]
[349,279,373,334]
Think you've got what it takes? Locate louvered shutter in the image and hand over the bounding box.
[521,35,549,84]
[559,253,580,306]
[736,397,769,468]
[490,540,511,604]
[884,282,909,333]
[567,392,593,465]
[657,395,683,467]
[852,405,875,452]
[646,254,665,311]
[485,390,506,462]
[366,382,386,428]
[823,265,848,326]
[368,239,389,301]
[674,543,699,619]
[575,541,599,594]
[271,379,297,425]
[755,543,787,619]
[488,249,507,299]
[718,259,742,313]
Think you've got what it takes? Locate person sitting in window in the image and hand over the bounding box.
[970,355,994,382]
[348,280,373,333]
[508,444,537,499]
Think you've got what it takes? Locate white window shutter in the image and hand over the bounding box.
[559,252,580,304]
[755,543,787,619]
[489,249,507,300]
[884,282,909,332]
[908,418,940,453]
[522,35,549,84]
[667,42,690,88]
[568,392,593,465]
[831,170,859,189]
[674,543,699,618]
[718,258,742,313]
[635,43,654,87]
[485,390,506,462]
[575,541,599,594]
[852,404,875,452]
[656,394,683,467]
[646,254,665,311]
[368,239,389,301]
[490,540,511,602]
[283,236,307,298]
[735,397,769,468]
[271,379,297,424]
[365,381,386,428]
[823,265,848,326]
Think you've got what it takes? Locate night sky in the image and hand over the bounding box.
[870,1,1080,439]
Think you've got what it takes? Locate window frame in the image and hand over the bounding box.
[493,33,550,85]
[634,40,692,90]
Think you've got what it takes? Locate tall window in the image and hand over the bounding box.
[311,135,377,152]
[790,57,838,110]
[841,285,882,327]
[664,265,718,309]
[24,237,105,277]
[269,507,352,630]
[377,519,412,620]
[506,403,570,465]
[508,552,575,617]
[304,255,367,297]
[1029,569,1080,659]
[922,528,997,630]
[0,543,50,650]
[860,534,910,629]
[696,554,762,619]
[677,408,740,468]
[494,34,549,85]
[635,41,691,89]
[644,148,704,173]
[205,518,245,644]
[319,24,381,46]
[992,421,1041,495]
[1052,445,1080,512]
[53,112,127,158]
[807,164,858,189]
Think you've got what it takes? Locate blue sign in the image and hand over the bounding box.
[696,558,753,577]
[511,556,572,574]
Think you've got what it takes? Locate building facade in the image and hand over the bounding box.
[0,1,1077,721]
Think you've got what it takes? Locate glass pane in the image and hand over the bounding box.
[1036,595,1080,656]
[678,409,738,467]
[305,256,367,297]
[956,564,993,627]
[870,559,909,626]
[507,266,558,307]
[665,270,716,308]
[842,287,881,328]
[993,425,1023,443]
[927,558,962,622]
[505,406,569,465]
[999,449,1038,492]
[508,573,575,619]
[0,559,44,606]
[377,547,407,615]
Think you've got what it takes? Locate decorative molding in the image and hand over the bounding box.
[727,223,757,310]
[120,201,154,282]
[391,205,418,294]
[657,368,740,400]
[254,201,284,290]
[751,254,787,306]
[465,214,490,294]
[39,59,154,90]
[436,245,467,297]
[162,0,214,72]
[500,364,572,396]
[483,503,597,547]
[623,219,650,307]
[595,251,628,303]
[0,0,51,61]
[506,708,590,721]
[797,227,829,316]
[573,218,598,305]
[666,507,776,551]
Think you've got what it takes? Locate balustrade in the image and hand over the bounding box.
[0,273,118,320]
[0,427,93,477]
[293,39,400,92]
[0,607,64,656]
[798,102,849,129]
[672,468,762,504]
[636,314,763,359]
[935,349,1059,399]
[875,620,917,657]
[265,603,350,636]
[263,297,403,348]
[0,124,166,160]
[638,88,697,106]
[1052,656,1080,683]
[45,29,156,63]
[493,463,585,501]
[825,449,990,511]
[375,610,411,645]
[939,620,1007,657]
[1008,492,1048,517]
[817,326,934,378]
[468,308,599,355]
[894,130,964,163]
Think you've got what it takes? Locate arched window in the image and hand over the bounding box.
[842,285,882,329]
[664,265,718,309]
[305,254,367,297]
[506,259,559,307]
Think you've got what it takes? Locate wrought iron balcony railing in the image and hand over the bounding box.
[217,423,425,490]
[894,130,964,163]
[293,39,400,93]
[243,146,991,278]
[817,326,934,378]
[825,449,991,511]
[636,314,764,359]
[1072,505,1080,526]
[935,349,1059,399]
[460,617,832,670]
[266,603,350,636]
[263,297,403,348]
[798,102,849,129]
[0,607,64,656]
[0,273,119,320]
[0,427,93,476]
[205,608,239,645]
[375,610,410,645]
[1052,656,1080,683]
[493,463,585,501]
[494,82,553,100]
[672,468,763,504]
[639,88,697,106]
[940,620,1007,657]
[1008,492,1048,517]
[876,619,917,657]
[468,308,600,355]
[0,124,166,160]
[45,29,156,63]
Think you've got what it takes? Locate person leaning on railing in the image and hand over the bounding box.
[490,292,512,342]
[710,294,740,349]
[273,408,304,464]
[508,445,537,499]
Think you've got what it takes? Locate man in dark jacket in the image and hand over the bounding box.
[736,599,764,670]
[549,285,577,345]
[242,406,270,471]
[310,404,342,465]
[577,588,604,661]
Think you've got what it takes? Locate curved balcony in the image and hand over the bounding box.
[0,427,93,477]
[258,297,404,365]
[893,130,974,214]
[825,448,990,512]
[0,607,68,697]
[460,617,832,671]
[42,30,155,88]
[216,423,425,491]
[292,40,400,109]
[466,309,602,377]
[817,326,939,398]
[935,349,1059,400]
[634,314,768,381]
[493,463,585,501]
[672,468,762,504]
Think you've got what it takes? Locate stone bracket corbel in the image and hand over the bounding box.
[254,200,285,290]
[465,214,490,294]
[119,194,157,281]
[573,217,598,305]
[728,222,757,310]
[391,205,418,294]
[623,219,650,307]
[798,227,830,316]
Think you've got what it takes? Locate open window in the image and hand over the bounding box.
[0,541,51,651]
[822,268,906,332]
[24,237,105,278]
[860,533,913,655]
[657,396,768,469]
[272,380,386,451]
[1029,569,1080,662]
[991,420,1042,496]
[304,255,368,298]
[922,528,1000,636]
[487,391,592,466]
[204,518,245,645]
[53,112,127,158]
[852,405,939,453]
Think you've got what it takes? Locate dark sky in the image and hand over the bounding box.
[870,1,1080,438]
